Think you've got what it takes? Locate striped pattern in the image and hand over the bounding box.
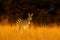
[16,13,33,30]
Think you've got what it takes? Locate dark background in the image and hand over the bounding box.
[0,0,60,25]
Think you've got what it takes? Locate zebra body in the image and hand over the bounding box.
[16,13,33,30]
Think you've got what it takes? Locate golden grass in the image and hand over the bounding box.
[0,23,60,40]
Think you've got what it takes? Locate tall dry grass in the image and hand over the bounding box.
[0,21,60,40]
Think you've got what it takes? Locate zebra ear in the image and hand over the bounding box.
[31,13,33,16]
[28,13,33,17]
[28,13,30,16]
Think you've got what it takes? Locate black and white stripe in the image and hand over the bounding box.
[16,13,33,30]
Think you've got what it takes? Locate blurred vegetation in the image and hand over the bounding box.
[0,0,60,25]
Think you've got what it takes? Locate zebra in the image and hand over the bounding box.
[16,13,33,30]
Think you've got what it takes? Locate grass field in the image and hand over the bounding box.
[0,23,60,40]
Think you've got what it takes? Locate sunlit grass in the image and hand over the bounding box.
[0,22,60,40]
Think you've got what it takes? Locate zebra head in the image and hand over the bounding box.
[16,13,33,30]
[28,13,33,21]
